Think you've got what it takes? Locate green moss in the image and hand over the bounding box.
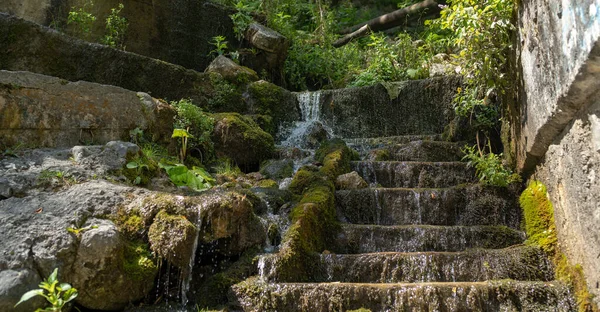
[122,240,158,282]
[288,166,322,195]
[315,138,348,163]
[212,112,275,169]
[247,80,283,118]
[520,181,598,312]
[147,210,197,268]
[113,207,145,240]
[370,149,390,161]
[349,309,372,312]
[256,179,278,188]
[520,181,556,254]
[249,114,275,135]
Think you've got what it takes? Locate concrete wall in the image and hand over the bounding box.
[515,0,600,304]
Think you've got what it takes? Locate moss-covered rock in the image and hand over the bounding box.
[316,138,357,180]
[260,159,294,180]
[246,80,300,130]
[212,113,275,172]
[148,210,198,269]
[206,55,259,84]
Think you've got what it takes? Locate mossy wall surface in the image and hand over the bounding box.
[318,77,462,138]
[0,0,237,72]
[0,13,214,104]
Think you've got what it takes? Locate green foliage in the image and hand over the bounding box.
[171,99,215,163]
[207,74,241,110]
[462,144,520,187]
[230,0,260,40]
[15,268,78,312]
[67,1,97,40]
[102,3,128,50]
[159,162,215,191]
[123,240,158,281]
[129,127,144,144]
[209,35,229,57]
[126,159,150,185]
[453,86,499,130]
[434,0,514,90]
[215,158,242,177]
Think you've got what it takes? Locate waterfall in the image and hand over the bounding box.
[278,91,333,150]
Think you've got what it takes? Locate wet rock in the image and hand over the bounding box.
[0,70,176,148]
[71,220,156,310]
[260,159,294,180]
[148,211,198,269]
[335,171,368,190]
[198,190,266,255]
[366,149,390,161]
[205,55,259,83]
[212,113,275,172]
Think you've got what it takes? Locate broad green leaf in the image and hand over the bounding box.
[126,162,139,169]
[172,128,193,139]
[58,283,72,291]
[48,268,58,284]
[63,287,78,302]
[14,289,43,306]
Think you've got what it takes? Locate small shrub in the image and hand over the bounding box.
[15,268,78,312]
[171,99,215,163]
[102,3,128,50]
[67,1,97,40]
[461,144,520,187]
[209,35,229,57]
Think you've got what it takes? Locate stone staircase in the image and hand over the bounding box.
[234,135,577,311]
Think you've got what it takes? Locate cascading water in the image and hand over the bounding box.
[278,91,333,151]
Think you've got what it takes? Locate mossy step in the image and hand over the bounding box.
[346,135,443,155]
[258,245,553,283]
[352,161,475,188]
[336,185,520,228]
[232,278,576,312]
[333,224,525,253]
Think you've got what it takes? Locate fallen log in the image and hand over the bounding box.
[333,0,444,47]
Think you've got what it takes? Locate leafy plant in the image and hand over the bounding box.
[102,3,128,49]
[38,170,78,187]
[159,162,215,191]
[209,35,229,57]
[172,128,193,164]
[67,1,97,40]
[462,144,520,187]
[230,0,259,40]
[126,159,150,185]
[171,99,215,163]
[15,268,78,312]
[129,127,144,144]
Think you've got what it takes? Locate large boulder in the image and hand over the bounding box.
[71,220,157,310]
[0,70,175,148]
[335,171,368,190]
[148,210,198,269]
[205,55,259,84]
[212,113,275,172]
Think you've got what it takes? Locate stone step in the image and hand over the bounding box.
[352,161,475,188]
[258,245,553,283]
[382,140,465,162]
[345,135,443,154]
[335,185,521,227]
[333,224,525,253]
[232,278,576,312]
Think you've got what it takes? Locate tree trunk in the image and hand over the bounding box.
[333,0,444,48]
